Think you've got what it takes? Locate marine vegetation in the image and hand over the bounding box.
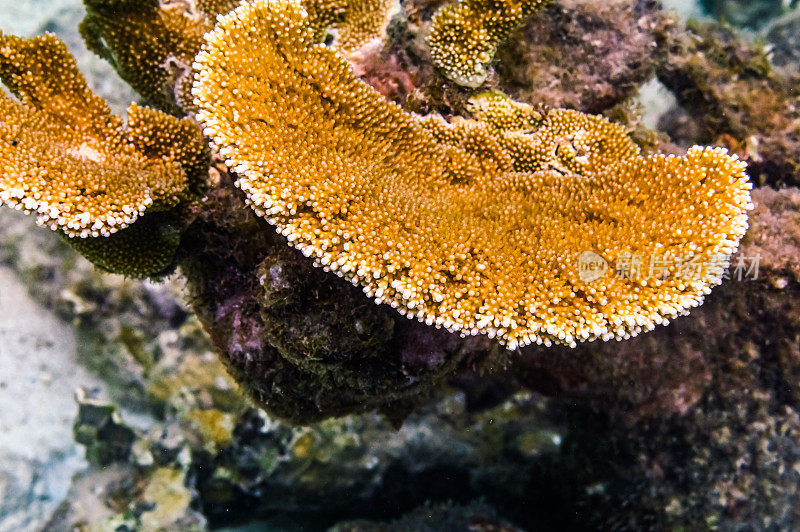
[0,0,757,422]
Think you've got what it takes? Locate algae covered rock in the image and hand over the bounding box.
[656,21,800,186]
[496,0,676,113]
[178,177,497,423]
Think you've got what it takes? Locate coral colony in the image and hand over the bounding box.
[0,33,208,275]
[0,0,751,419]
[428,0,551,87]
[193,0,750,349]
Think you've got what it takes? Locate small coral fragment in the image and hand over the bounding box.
[80,0,397,115]
[467,90,544,131]
[428,0,550,87]
[304,0,400,54]
[193,0,752,349]
[0,33,208,276]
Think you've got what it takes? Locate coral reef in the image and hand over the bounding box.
[510,186,800,423]
[194,0,751,350]
[2,0,800,528]
[328,0,673,118]
[303,0,401,54]
[38,205,800,528]
[543,227,800,529]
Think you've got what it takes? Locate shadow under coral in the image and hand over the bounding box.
[178,174,505,424]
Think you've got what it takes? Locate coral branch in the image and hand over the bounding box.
[80,0,240,114]
[80,0,398,115]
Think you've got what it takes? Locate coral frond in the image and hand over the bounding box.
[80,0,397,115]
[193,0,752,349]
[0,33,208,276]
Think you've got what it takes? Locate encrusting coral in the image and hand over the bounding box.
[192,0,753,350]
[427,0,551,87]
[0,33,208,276]
[80,0,398,115]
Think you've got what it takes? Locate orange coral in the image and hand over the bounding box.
[466,90,544,131]
[193,0,752,348]
[304,0,400,54]
[80,0,240,114]
[0,33,208,275]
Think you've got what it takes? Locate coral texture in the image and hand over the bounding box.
[304,0,400,54]
[427,0,550,87]
[193,0,752,349]
[80,0,240,115]
[0,33,208,276]
[514,187,800,423]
